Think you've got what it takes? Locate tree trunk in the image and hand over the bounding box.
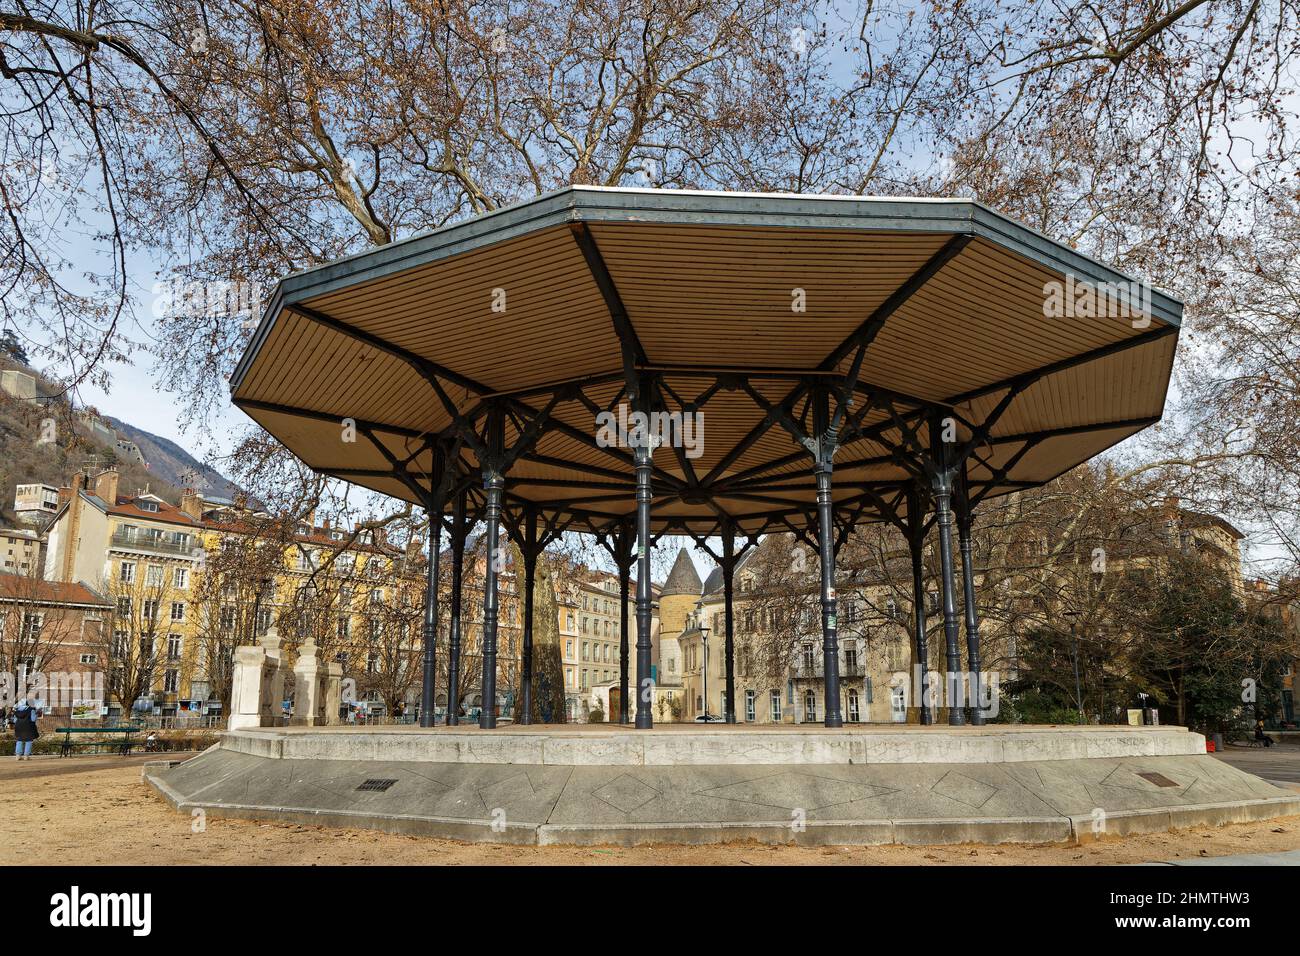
[515,554,566,724]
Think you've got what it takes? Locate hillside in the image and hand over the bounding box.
[0,355,238,524]
[104,416,240,499]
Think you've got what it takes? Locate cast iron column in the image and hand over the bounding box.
[617,521,632,724]
[906,483,932,725]
[634,418,654,729]
[479,410,505,730]
[813,389,843,728]
[446,489,466,726]
[956,477,985,725]
[722,529,737,724]
[518,507,538,725]
[930,416,966,726]
[419,506,442,727]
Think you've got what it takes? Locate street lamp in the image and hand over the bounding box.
[1063,610,1082,721]
[695,601,713,722]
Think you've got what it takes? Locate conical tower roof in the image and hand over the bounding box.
[661,547,703,597]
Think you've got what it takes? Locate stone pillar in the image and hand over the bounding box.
[228,626,288,730]
[261,626,286,723]
[292,638,324,726]
[228,644,267,730]
[323,661,343,726]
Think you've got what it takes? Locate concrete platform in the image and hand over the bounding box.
[143,724,1300,846]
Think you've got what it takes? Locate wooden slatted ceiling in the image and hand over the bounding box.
[237,309,453,436]
[589,223,951,367]
[838,238,1152,402]
[300,226,619,394]
[240,406,403,473]
[1004,425,1150,483]
[956,331,1176,439]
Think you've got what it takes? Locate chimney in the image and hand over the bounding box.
[92,468,120,505]
[179,488,203,520]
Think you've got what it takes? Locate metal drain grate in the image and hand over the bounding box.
[356,778,398,792]
[1136,772,1179,788]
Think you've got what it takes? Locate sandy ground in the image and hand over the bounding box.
[3,756,1300,865]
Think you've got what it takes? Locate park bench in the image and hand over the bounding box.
[55,726,138,757]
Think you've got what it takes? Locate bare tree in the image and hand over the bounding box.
[97,564,176,711]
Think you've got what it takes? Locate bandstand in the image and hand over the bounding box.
[146,188,1300,844]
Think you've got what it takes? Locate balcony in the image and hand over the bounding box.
[111,530,198,558]
[793,659,822,678]
[793,660,864,679]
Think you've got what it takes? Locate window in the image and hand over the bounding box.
[337,616,350,641]
[565,639,573,659]
[117,596,132,618]
[865,677,873,704]
[119,562,135,583]
[170,602,185,622]
[173,567,189,589]
[167,634,182,659]
[844,645,858,669]
[801,644,815,671]
[142,599,158,620]
[21,612,43,641]
[582,642,589,661]
[770,690,782,722]
[884,597,898,620]
[804,690,816,723]
[745,690,756,722]
[163,669,179,693]
[145,564,164,587]
[79,653,98,665]
[256,607,272,634]
[847,689,860,723]
[220,605,236,631]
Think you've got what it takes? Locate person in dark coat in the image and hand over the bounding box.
[12,698,40,760]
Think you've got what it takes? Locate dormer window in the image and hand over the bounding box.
[138,500,159,513]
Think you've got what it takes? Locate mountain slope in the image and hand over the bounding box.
[103,416,240,499]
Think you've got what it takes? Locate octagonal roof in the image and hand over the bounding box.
[231,186,1181,535]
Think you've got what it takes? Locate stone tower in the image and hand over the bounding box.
[656,547,703,693]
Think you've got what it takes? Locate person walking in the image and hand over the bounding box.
[12,698,40,760]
